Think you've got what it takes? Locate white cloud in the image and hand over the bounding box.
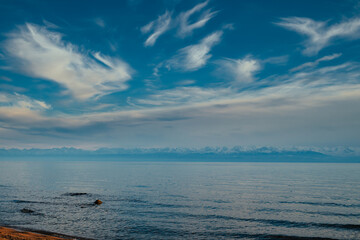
[176,79,195,85]
[133,86,233,106]
[217,56,261,83]
[0,92,50,111]
[167,30,223,71]
[0,76,12,82]
[141,11,172,47]
[42,20,59,29]
[94,17,105,28]
[5,23,133,100]
[177,0,217,38]
[290,53,342,72]
[262,55,288,65]
[140,1,218,46]
[0,83,26,92]
[276,17,360,55]
[135,60,360,109]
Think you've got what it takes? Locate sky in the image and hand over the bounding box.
[0,0,360,149]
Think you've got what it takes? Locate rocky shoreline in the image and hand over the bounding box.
[0,226,93,240]
[0,193,102,239]
[0,226,85,240]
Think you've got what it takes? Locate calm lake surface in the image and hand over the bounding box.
[0,160,359,239]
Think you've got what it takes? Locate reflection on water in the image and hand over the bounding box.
[0,161,359,239]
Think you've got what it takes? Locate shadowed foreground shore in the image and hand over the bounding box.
[0,226,91,240]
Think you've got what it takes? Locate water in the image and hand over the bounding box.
[0,160,359,239]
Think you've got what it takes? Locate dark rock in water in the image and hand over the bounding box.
[78,200,103,208]
[63,192,88,196]
[69,192,88,196]
[21,208,34,214]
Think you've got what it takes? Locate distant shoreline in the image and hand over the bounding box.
[0,226,92,240]
[1,146,360,163]
[0,156,359,163]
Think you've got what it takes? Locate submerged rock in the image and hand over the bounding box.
[94,199,102,205]
[21,208,34,214]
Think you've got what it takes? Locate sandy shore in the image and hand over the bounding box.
[0,226,89,240]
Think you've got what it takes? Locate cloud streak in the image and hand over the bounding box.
[166,30,223,71]
[0,92,50,111]
[141,10,172,47]
[276,17,360,55]
[177,0,217,38]
[133,86,233,106]
[290,53,342,72]
[4,23,133,100]
[141,1,217,46]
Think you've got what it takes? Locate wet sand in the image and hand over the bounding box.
[0,226,89,240]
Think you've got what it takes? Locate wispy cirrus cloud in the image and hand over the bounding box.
[166,30,223,71]
[0,76,12,82]
[0,93,51,131]
[177,0,217,38]
[133,86,233,106]
[276,17,360,55]
[141,10,172,47]
[138,60,360,109]
[4,23,133,100]
[94,17,106,28]
[216,56,261,83]
[290,53,342,72]
[141,1,217,46]
[0,92,50,111]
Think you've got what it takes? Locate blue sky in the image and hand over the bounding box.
[0,0,360,149]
